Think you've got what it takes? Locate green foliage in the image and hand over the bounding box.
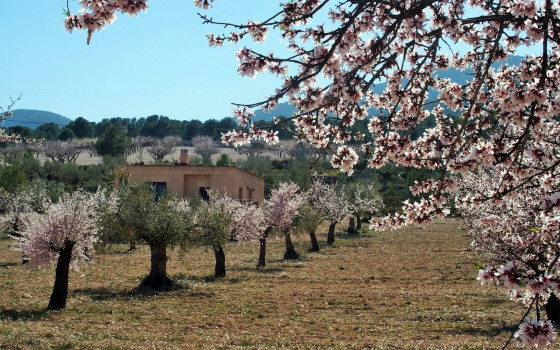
[236,156,273,177]
[58,128,75,141]
[68,117,95,138]
[7,149,42,182]
[36,178,66,203]
[183,120,203,141]
[188,155,203,166]
[115,182,194,248]
[0,165,27,192]
[42,161,85,188]
[201,154,213,166]
[191,198,233,247]
[357,163,436,214]
[35,123,60,140]
[216,153,233,166]
[139,115,178,138]
[6,126,33,139]
[95,125,131,157]
[38,158,120,194]
[294,204,323,235]
[276,160,313,190]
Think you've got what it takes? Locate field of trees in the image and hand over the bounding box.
[0,219,521,349]
[0,112,556,349]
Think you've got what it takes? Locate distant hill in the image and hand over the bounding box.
[2,109,72,130]
[253,56,524,121]
[253,103,297,122]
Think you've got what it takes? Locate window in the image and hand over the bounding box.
[199,187,210,201]
[151,182,167,202]
[239,187,243,200]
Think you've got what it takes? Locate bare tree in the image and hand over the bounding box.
[127,136,157,156]
[73,138,98,157]
[308,178,352,245]
[238,139,268,158]
[39,141,81,163]
[0,144,33,159]
[192,136,219,165]
[147,136,182,161]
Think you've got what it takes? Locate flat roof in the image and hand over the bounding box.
[125,164,264,180]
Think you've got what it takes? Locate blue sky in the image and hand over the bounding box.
[0,1,288,123]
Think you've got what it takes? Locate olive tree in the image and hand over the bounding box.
[116,182,195,289]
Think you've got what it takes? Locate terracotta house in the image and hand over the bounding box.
[124,151,264,203]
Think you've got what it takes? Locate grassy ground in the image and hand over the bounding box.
[0,219,530,349]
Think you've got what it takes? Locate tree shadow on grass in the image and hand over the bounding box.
[172,273,240,285]
[72,286,161,302]
[73,274,226,302]
[0,307,49,322]
[446,323,516,338]
[0,261,20,268]
[333,231,377,243]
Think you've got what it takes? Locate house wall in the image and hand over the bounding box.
[125,165,264,203]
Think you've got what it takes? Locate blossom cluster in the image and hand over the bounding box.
[308,178,352,225]
[263,182,306,230]
[204,182,305,241]
[64,0,149,43]
[18,189,118,270]
[0,186,51,237]
[515,319,557,349]
[457,167,560,348]
[190,0,560,235]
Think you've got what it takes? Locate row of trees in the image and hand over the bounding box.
[5,115,240,142]
[5,178,382,310]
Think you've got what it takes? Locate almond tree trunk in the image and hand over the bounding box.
[258,227,273,268]
[213,243,226,278]
[347,217,357,235]
[327,222,336,245]
[309,231,320,252]
[258,238,267,268]
[141,241,172,289]
[128,240,137,251]
[356,215,362,230]
[284,229,299,260]
[48,241,75,309]
[545,293,560,323]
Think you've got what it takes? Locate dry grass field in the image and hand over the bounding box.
[0,219,529,349]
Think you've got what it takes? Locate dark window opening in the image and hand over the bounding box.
[151,182,167,202]
[199,187,210,201]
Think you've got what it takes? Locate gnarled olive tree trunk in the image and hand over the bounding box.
[213,243,226,278]
[48,241,75,309]
[141,240,172,289]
